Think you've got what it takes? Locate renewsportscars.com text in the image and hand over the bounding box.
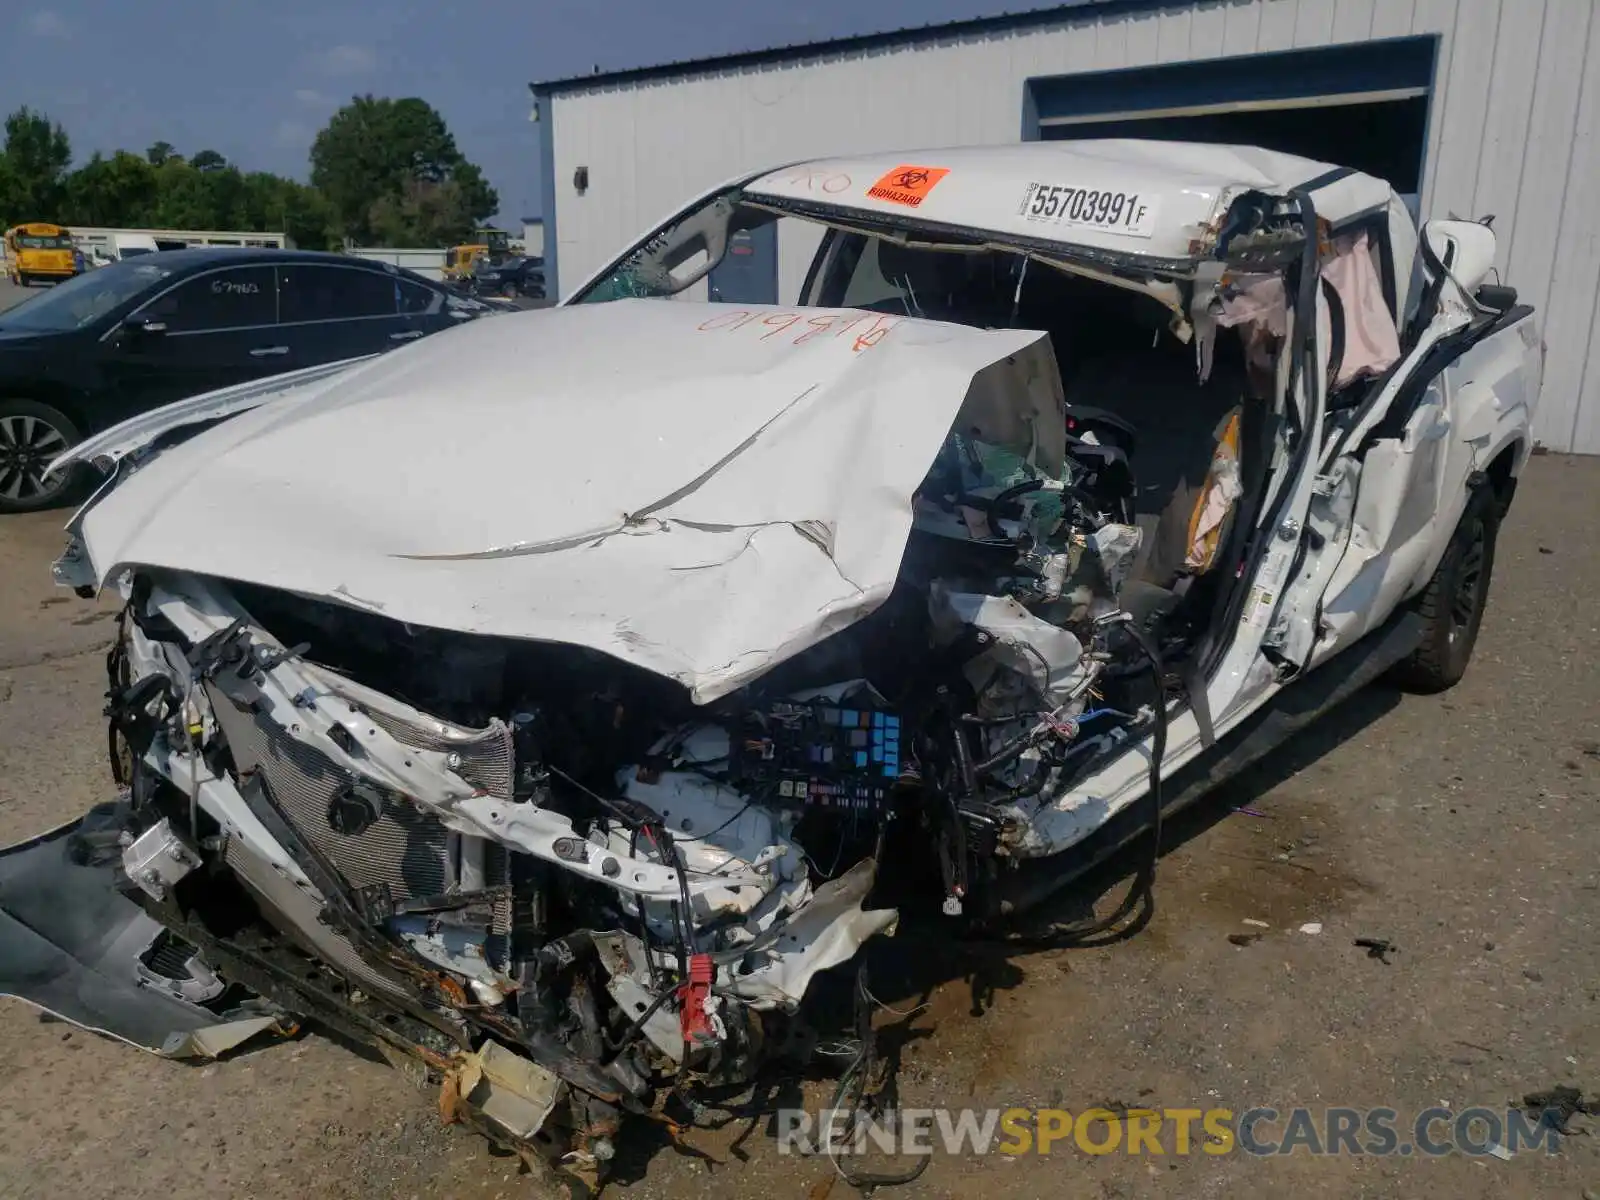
[777,1105,1562,1159]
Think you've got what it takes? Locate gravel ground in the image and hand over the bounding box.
[0,273,1595,1197]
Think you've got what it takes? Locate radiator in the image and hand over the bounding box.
[206,684,511,902]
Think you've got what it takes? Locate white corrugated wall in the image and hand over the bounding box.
[547,0,1600,453]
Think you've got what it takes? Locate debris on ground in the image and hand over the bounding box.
[1242,919,1270,928]
[1354,937,1396,963]
[1227,933,1262,948]
[1518,1086,1598,1135]
[1298,922,1323,935]
[1093,1093,1158,1118]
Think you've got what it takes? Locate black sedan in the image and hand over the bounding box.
[0,247,489,513]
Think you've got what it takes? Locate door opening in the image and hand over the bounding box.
[1026,38,1437,212]
[1041,96,1428,205]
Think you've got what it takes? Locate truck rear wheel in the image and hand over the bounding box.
[1388,485,1500,694]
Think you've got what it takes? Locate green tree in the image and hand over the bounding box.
[0,105,469,250]
[447,161,497,230]
[264,177,337,249]
[0,106,73,222]
[62,150,158,226]
[150,159,212,227]
[368,178,483,247]
[310,95,498,244]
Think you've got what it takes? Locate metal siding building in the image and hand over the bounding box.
[533,0,1600,453]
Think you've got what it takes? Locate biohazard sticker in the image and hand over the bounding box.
[866,166,950,208]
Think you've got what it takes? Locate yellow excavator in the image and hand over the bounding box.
[442,227,511,282]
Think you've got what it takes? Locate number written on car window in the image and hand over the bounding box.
[137,266,277,332]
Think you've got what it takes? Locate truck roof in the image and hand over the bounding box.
[745,139,1400,264]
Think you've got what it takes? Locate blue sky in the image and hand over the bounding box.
[0,0,1055,227]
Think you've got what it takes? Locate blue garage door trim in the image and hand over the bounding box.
[1025,37,1438,128]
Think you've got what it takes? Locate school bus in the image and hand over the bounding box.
[3,222,79,286]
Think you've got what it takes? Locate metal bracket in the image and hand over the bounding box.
[121,818,201,901]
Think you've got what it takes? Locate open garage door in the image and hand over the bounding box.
[1026,38,1437,218]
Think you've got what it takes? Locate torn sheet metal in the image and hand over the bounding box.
[722,860,898,1010]
[69,299,1048,703]
[159,1014,299,1060]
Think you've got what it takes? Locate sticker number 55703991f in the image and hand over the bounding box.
[1017,183,1158,238]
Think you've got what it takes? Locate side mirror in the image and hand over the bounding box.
[121,313,167,336]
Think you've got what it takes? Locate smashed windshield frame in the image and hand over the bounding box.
[567,183,1218,323]
[565,185,1186,333]
[567,187,1043,313]
[0,258,175,332]
[570,191,748,303]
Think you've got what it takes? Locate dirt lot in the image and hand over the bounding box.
[1,274,1597,1197]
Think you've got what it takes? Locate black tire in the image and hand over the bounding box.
[1388,485,1500,693]
[0,397,85,514]
[16,272,31,288]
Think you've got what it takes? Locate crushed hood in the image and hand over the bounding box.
[73,299,1056,702]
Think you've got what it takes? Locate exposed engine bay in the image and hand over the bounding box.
[87,377,1179,1188]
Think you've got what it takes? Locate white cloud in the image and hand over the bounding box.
[314,44,376,76]
[292,88,329,107]
[25,9,70,37]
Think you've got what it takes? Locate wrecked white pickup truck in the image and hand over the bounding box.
[4,141,1539,1193]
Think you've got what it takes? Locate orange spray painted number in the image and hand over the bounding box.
[696,310,900,352]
